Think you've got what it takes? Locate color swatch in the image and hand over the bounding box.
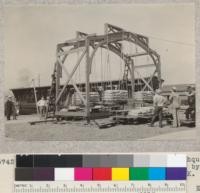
[54,168,74,181]
[129,167,149,180]
[75,168,93,181]
[15,154,187,181]
[93,168,112,181]
[112,168,129,181]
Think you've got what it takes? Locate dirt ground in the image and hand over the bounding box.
[4,114,195,141]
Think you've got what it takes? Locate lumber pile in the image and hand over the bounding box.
[128,106,171,118]
[103,90,128,104]
[128,106,154,117]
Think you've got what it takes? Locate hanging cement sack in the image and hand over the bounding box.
[72,92,100,106]
[103,90,128,105]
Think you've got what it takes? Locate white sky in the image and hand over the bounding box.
[4,3,195,89]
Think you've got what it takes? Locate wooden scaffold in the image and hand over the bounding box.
[46,23,162,123]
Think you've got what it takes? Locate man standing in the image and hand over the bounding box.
[37,96,46,118]
[185,86,195,121]
[5,96,14,120]
[169,87,181,127]
[150,89,166,128]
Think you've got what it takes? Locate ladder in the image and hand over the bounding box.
[45,69,57,119]
[122,59,131,90]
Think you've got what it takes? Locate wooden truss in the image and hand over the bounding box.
[53,23,161,121]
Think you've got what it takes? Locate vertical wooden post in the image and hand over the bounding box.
[32,79,39,115]
[130,59,135,106]
[85,38,90,123]
[157,55,162,88]
[55,62,60,112]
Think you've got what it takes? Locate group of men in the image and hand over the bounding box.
[5,96,19,120]
[5,95,49,120]
[150,86,195,128]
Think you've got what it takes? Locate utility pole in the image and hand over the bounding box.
[38,74,40,87]
[32,79,39,115]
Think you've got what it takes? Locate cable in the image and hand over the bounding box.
[147,35,194,47]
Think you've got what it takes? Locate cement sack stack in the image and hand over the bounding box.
[103,90,128,104]
[134,91,153,103]
[73,92,100,106]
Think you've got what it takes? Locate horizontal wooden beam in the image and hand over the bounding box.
[57,47,85,57]
[128,52,149,57]
[135,64,155,69]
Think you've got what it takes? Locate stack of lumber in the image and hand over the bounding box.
[73,92,100,106]
[128,106,171,118]
[128,106,154,118]
[103,90,128,104]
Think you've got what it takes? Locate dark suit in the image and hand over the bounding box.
[5,100,14,120]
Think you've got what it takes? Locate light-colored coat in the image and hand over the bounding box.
[169,92,181,109]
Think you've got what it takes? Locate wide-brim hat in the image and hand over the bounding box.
[172,86,177,91]
[155,89,162,94]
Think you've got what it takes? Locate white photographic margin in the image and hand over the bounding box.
[0,0,199,153]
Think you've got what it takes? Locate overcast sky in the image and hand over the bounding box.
[4,3,195,89]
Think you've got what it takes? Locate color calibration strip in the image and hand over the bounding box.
[15,154,187,181]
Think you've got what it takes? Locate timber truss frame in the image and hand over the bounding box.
[54,23,161,121]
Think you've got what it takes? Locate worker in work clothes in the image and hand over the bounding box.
[37,96,46,118]
[5,96,14,120]
[185,86,195,121]
[150,89,166,128]
[169,87,181,127]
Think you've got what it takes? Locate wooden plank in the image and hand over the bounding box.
[57,47,85,57]
[128,52,148,57]
[135,64,155,69]
[29,119,56,125]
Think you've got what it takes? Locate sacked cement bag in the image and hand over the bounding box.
[72,92,100,106]
[103,90,128,104]
[133,91,153,102]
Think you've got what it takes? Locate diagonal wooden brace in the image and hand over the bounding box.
[55,48,87,104]
[61,63,86,106]
[135,69,154,92]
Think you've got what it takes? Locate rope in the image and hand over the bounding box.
[77,40,80,87]
[93,52,96,84]
[119,51,123,90]
[106,33,112,90]
[104,47,107,90]
[100,47,103,88]
[120,32,124,90]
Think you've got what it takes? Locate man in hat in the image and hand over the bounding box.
[185,85,195,121]
[5,96,14,120]
[169,86,181,127]
[37,96,46,118]
[150,89,166,128]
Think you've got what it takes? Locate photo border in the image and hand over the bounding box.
[0,0,199,153]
